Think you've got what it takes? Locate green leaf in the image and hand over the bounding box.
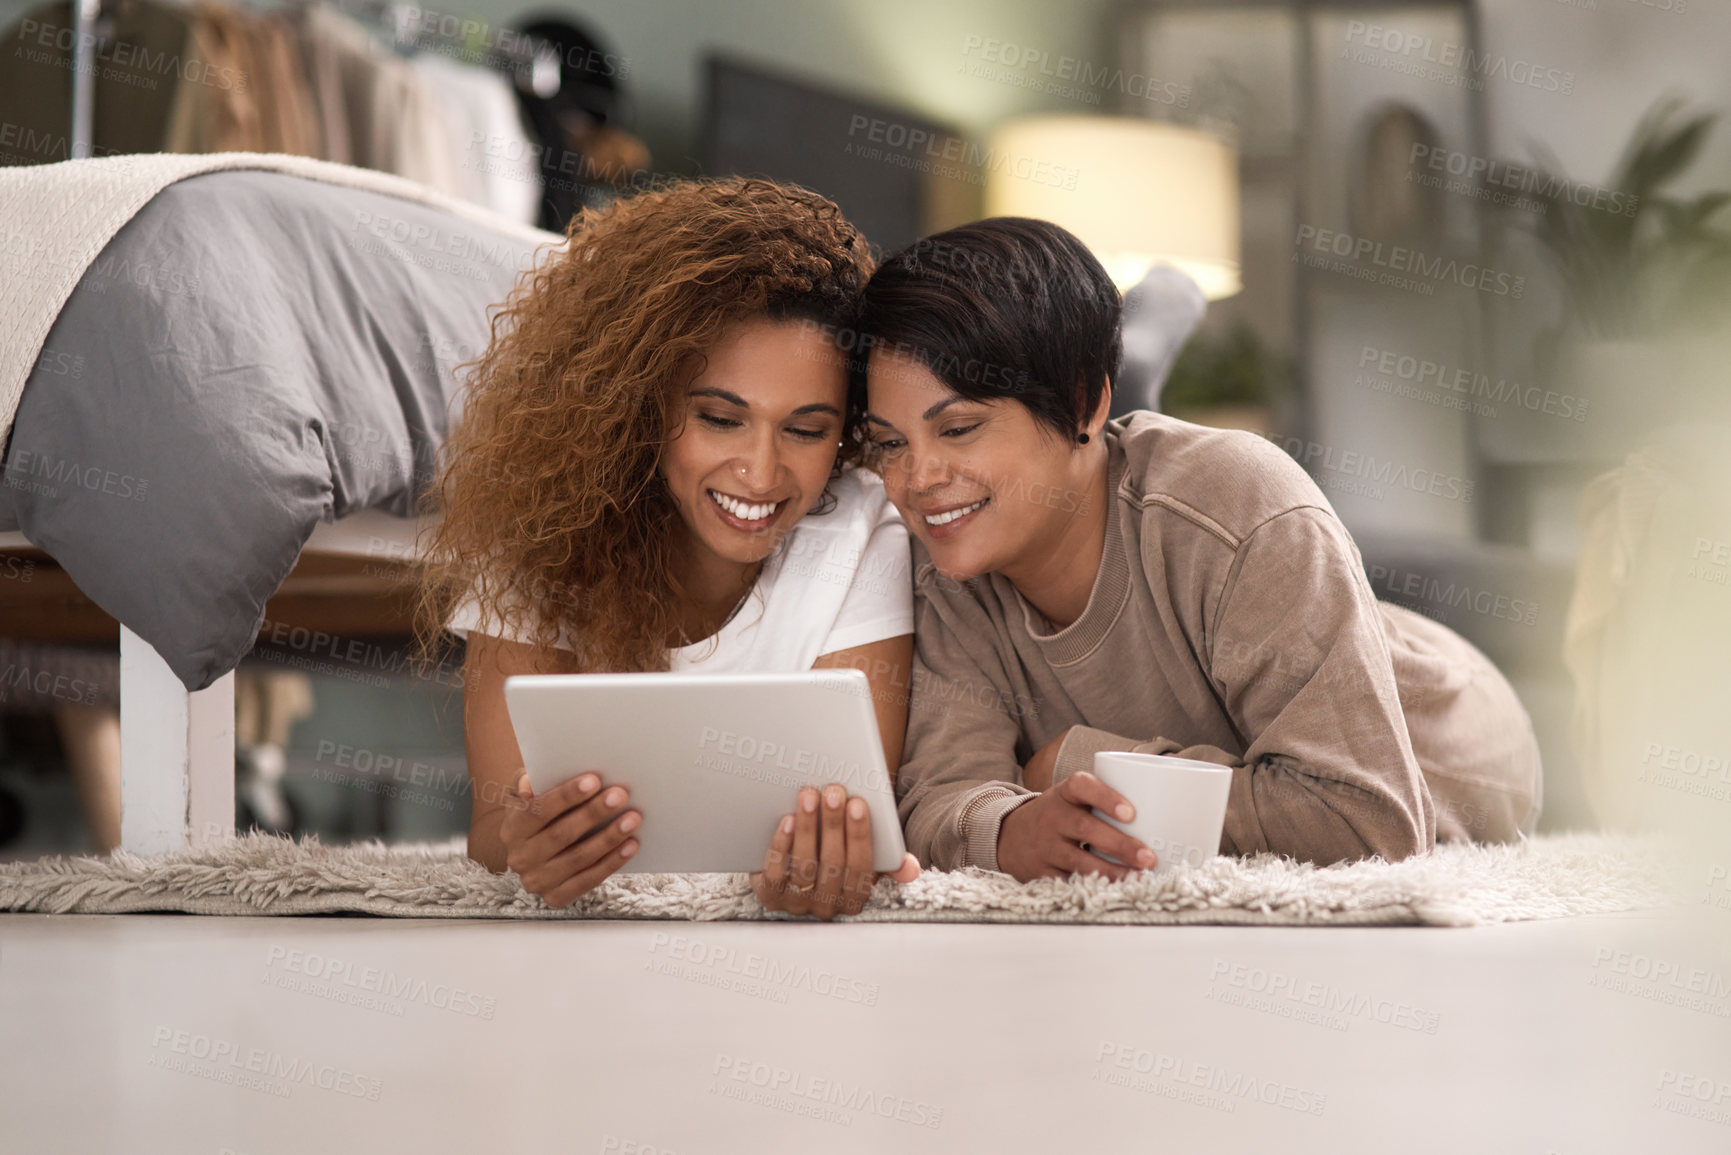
[1519,96,1729,338]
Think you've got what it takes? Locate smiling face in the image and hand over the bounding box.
[660,315,848,574]
[865,348,1095,583]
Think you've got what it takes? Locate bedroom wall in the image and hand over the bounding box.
[0,0,1127,175]
[1296,0,1731,545]
[456,0,1128,175]
[1479,0,1731,189]
[10,1,1725,188]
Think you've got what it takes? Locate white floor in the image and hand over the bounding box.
[2,903,1728,1154]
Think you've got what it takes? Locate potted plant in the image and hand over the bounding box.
[1158,318,1292,436]
[1525,96,1731,454]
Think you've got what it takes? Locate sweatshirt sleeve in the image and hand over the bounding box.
[1048,506,1436,865]
[894,594,1039,872]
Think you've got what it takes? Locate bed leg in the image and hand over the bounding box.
[118,625,235,856]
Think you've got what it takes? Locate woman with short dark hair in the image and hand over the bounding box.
[859,217,1541,881]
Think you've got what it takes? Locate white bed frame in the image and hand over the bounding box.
[0,510,426,855]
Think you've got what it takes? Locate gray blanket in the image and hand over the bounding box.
[0,170,553,689]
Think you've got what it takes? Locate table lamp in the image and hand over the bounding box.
[984,115,1241,300]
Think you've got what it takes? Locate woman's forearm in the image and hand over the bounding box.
[468,808,510,873]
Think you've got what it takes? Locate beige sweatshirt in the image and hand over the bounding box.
[897,412,1542,872]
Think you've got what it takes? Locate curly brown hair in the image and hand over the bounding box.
[412,177,876,674]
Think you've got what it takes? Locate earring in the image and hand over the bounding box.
[1077,432,1091,445]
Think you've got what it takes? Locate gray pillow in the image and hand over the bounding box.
[1110,264,1207,418]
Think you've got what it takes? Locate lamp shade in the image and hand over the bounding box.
[984,116,1241,299]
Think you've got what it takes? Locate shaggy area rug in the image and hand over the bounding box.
[0,831,1681,926]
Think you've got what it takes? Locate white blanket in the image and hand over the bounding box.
[0,150,556,443]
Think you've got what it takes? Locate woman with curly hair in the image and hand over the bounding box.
[415,177,920,919]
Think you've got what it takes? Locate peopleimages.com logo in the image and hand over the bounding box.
[1357,345,1588,422]
[1266,434,1475,504]
[845,115,1079,190]
[957,34,1191,107]
[711,1054,943,1129]
[148,1027,382,1100]
[1408,143,1637,217]
[1295,225,1526,298]
[693,726,875,793]
[1341,20,1575,95]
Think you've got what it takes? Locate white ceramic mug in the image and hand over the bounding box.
[1089,751,1233,872]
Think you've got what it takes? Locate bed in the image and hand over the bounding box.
[0,153,559,854]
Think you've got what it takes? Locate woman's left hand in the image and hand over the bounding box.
[751,783,920,920]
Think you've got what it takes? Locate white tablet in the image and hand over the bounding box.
[502,669,907,873]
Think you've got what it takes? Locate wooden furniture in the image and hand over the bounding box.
[0,510,427,855]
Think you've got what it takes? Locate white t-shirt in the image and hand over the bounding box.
[445,468,914,670]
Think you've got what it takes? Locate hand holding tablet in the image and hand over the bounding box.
[502,670,914,912]
[751,783,922,919]
[498,771,642,909]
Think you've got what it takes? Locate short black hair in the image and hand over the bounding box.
[856,217,1122,439]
